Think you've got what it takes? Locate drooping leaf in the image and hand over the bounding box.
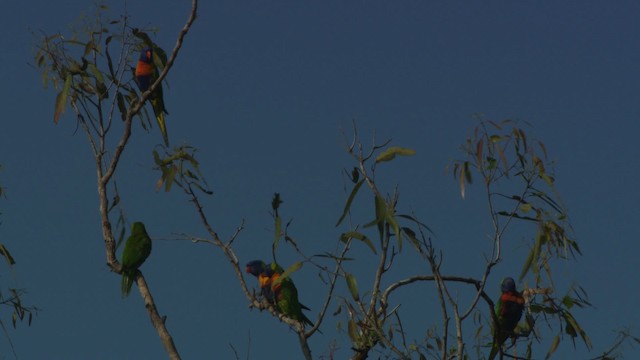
[497,144,509,175]
[162,164,178,192]
[272,193,282,212]
[476,138,484,168]
[345,272,360,301]
[463,161,472,184]
[348,318,359,343]
[486,156,497,170]
[564,311,592,349]
[336,179,365,227]
[519,244,535,281]
[340,231,377,254]
[545,334,560,360]
[518,128,528,152]
[541,174,555,186]
[132,28,153,48]
[116,92,126,121]
[397,214,435,235]
[272,261,303,286]
[87,63,107,99]
[53,74,72,123]
[519,203,532,213]
[350,167,360,183]
[274,215,282,250]
[375,146,416,163]
[0,244,16,266]
[386,212,402,251]
[104,35,116,79]
[402,227,421,250]
[458,161,471,199]
[364,194,387,242]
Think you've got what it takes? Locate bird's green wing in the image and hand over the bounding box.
[150,94,168,146]
[121,222,152,298]
[151,47,169,146]
[276,278,313,327]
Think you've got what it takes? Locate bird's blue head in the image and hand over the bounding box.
[139,47,153,62]
[245,260,267,277]
[501,277,516,293]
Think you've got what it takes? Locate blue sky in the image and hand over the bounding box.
[1,1,639,359]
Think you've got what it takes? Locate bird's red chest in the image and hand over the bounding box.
[136,60,154,77]
[499,292,524,316]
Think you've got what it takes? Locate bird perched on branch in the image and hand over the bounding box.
[246,260,276,303]
[489,277,525,359]
[245,260,314,327]
[135,47,169,145]
[120,222,152,298]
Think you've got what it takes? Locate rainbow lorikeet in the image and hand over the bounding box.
[135,47,169,146]
[246,260,276,303]
[120,222,152,298]
[488,277,525,360]
[245,260,314,327]
[268,263,314,327]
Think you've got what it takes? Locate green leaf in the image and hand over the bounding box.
[489,134,502,143]
[476,138,484,168]
[340,231,377,254]
[274,215,282,250]
[519,233,542,281]
[336,179,365,227]
[116,92,127,121]
[350,167,360,183]
[519,203,532,213]
[272,262,303,286]
[565,320,577,337]
[562,295,574,309]
[345,272,360,301]
[105,36,115,78]
[375,195,386,241]
[497,144,509,175]
[564,311,592,349]
[397,214,435,235]
[0,244,16,266]
[458,161,467,199]
[271,193,282,212]
[541,174,555,186]
[132,29,154,49]
[53,74,72,124]
[375,146,416,163]
[463,161,472,184]
[348,319,359,343]
[402,227,421,250]
[162,165,178,192]
[486,156,497,170]
[545,334,560,359]
[87,63,107,99]
[386,212,402,251]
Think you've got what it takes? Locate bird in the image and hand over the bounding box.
[245,260,276,303]
[268,263,315,327]
[245,260,314,327]
[488,277,525,359]
[120,222,152,298]
[135,47,169,146]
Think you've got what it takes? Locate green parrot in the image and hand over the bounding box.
[120,222,152,298]
[269,263,314,327]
